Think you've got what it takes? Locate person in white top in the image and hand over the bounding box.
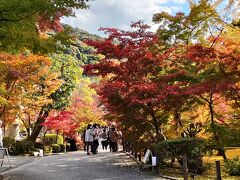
[0,120,3,148]
[85,124,93,155]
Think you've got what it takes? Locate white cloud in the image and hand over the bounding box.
[62,0,187,35]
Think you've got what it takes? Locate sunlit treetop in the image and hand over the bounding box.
[0,0,89,53]
[153,0,240,48]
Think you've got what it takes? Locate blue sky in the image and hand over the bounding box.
[62,0,189,36]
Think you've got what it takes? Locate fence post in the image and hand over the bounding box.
[183,154,188,180]
[216,161,221,180]
[138,151,141,161]
[122,139,125,151]
[154,155,159,174]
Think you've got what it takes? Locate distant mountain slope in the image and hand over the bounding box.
[62,24,103,66]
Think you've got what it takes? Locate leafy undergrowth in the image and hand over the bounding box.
[159,166,183,179]
[158,148,240,179]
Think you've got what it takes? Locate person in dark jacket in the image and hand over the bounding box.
[91,123,99,154]
[109,127,118,152]
[69,137,77,151]
[81,129,86,151]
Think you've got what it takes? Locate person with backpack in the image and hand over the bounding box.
[100,128,108,150]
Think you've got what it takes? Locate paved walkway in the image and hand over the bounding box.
[1,150,166,180]
[0,156,39,173]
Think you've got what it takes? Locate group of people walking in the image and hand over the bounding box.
[83,123,119,155]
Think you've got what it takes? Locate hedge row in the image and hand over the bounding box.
[154,138,209,174]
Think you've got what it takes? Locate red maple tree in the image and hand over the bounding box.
[84,21,179,143]
[42,110,79,135]
[84,21,240,151]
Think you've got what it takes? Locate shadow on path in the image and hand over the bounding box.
[2,150,165,180]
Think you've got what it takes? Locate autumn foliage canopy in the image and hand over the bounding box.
[84,20,240,149]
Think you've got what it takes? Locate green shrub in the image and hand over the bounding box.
[225,157,240,176]
[34,142,44,149]
[51,144,60,153]
[207,124,240,148]
[43,134,63,145]
[16,139,34,154]
[155,138,208,174]
[44,146,52,154]
[3,137,16,149]
[59,144,66,152]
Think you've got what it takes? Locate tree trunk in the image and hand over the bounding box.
[27,113,31,137]
[56,130,59,144]
[217,148,227,160]
[209,93,214,129]
[28,110,49,143]
[43,127,47,154]
[27,127,30,138]
[150,108,166,142]
[3,118,6,135]
[208,93,227,160]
